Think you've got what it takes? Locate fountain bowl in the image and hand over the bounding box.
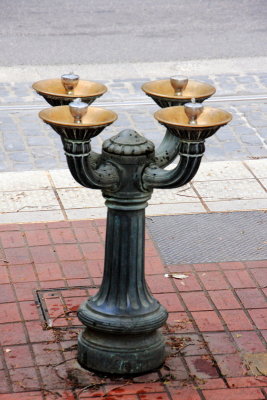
[142,79,216,108]
[33,79,107,106]
[39,106,117,141]
[154,106,232,141]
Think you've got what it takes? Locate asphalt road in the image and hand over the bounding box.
[0,0,266,66]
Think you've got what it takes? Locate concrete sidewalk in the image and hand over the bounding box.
[0,159,265,224]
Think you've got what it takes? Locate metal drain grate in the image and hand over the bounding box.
[35,286,98,329]
[146,211,267,265]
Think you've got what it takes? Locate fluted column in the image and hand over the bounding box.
[78,199,167,374]
[93,207,154,317]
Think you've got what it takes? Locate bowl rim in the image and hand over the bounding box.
[154,106,232,128]
[32,78,107,98]
[39,105,118,128]
[142,79,216,100]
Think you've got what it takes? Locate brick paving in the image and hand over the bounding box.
[0,219,266,399]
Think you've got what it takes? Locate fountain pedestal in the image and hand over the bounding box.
[76,129,168,374]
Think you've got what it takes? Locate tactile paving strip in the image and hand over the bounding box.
[146,211,267,264]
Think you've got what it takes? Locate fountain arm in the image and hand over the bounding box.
[142,140,204,189]
[154,129,180,167]
[62,138,120,190]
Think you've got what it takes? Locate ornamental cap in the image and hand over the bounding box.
[103,129,154,155]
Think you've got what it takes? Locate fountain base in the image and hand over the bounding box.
[78,328,166,374]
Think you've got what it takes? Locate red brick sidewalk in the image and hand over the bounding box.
[0,219,266,400]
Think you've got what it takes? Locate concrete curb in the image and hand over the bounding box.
[1,57,267,82]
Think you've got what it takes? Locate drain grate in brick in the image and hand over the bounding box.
[35,286,98,329]
[146,211,267,264]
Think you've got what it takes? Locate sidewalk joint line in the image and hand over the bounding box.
[46,171,68,221]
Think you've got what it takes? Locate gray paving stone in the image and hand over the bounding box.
[236,76,257,84]
[189,75,216,85]
[257,104,267,112]
[205,135,221,146]
[3,136,25,151]
[0,151,7,161]
[203,146,228,161]
[23,128,45,136]
[59,153,68,163]
[0,161,10,171]
[241,135,264,146]
[0,88,9,97]
[0,126,18,134]
[9,152,31,162]
[228,116,245,126]
[246,118,267,128]
[34,147,58,158]
[27,136,52,146]
[12,163,36,171]
[113,117,132,127]
[248,147,267,158]
[257,128,267,138]
[233,126,256,135]
[226,151,251,160]
[215,127,235,142]
[131,80,149,90]
[35,158,59,169]
[142,131,163,147]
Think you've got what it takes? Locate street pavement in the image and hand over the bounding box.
[1,0,266,65]
[0,67,266,172]
[0,61,266,399]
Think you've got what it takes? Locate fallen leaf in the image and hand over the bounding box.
[165,273,189,279]
[5,349,11,353]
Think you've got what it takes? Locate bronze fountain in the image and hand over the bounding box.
[33,73,231,375]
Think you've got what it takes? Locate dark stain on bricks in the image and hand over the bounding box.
[105,397,123,400]
[194,358,217,377]
[113,388,125,392]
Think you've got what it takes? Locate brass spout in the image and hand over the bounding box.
[69,98,88,124]
[170,75,188,96]
[61,72,79,95]
[184,98,204,125]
